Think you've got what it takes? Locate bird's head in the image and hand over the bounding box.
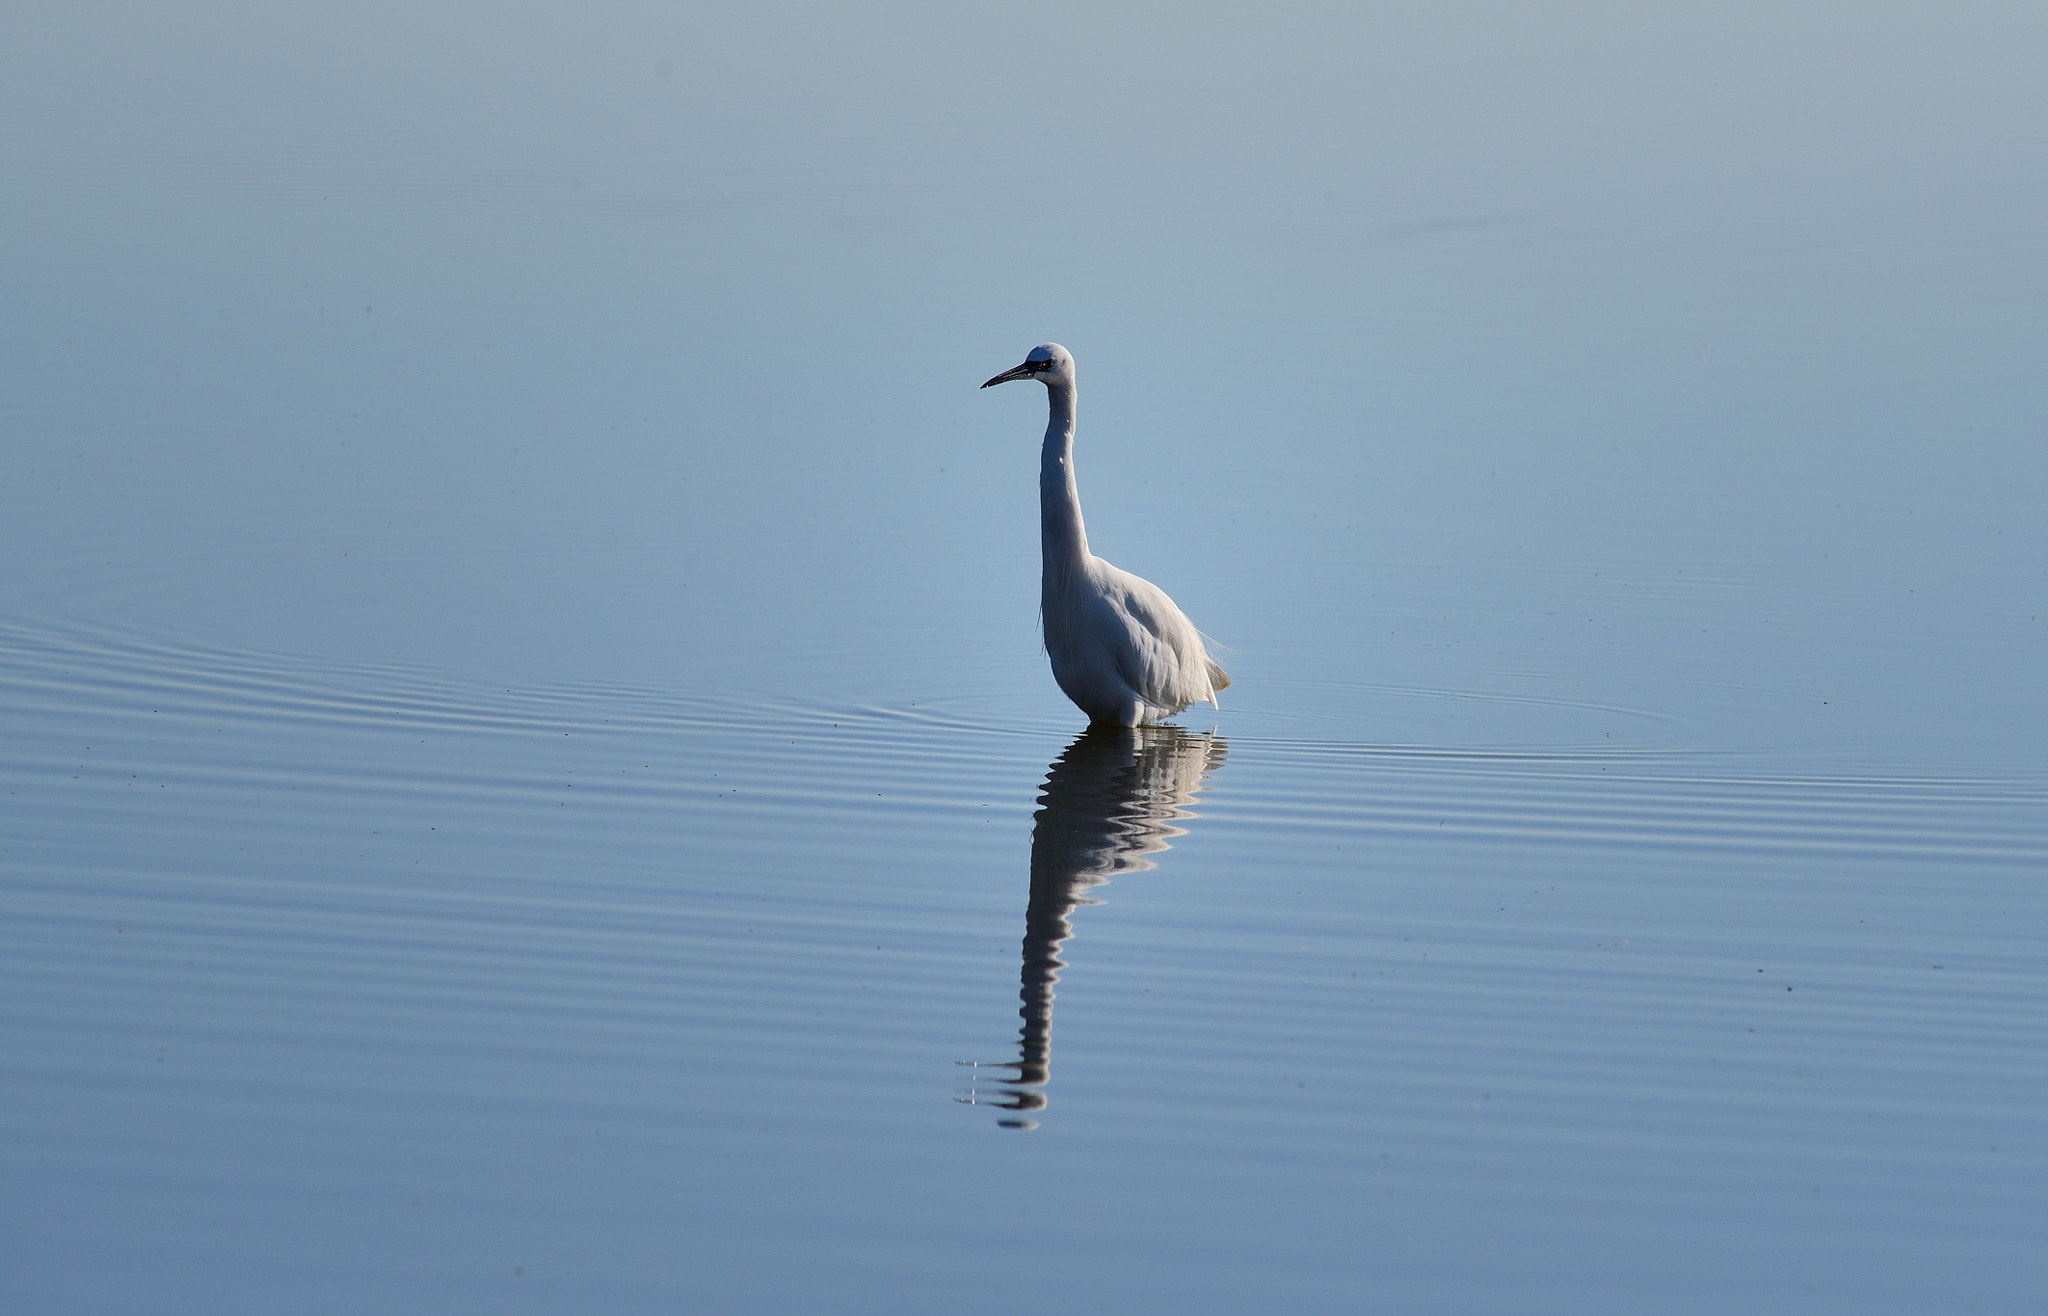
[981,343,1074,389]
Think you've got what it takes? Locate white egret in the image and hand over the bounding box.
[982,344,1229,725]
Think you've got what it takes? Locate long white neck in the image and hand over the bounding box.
[1039,380,1090,584]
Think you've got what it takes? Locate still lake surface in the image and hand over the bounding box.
[4,5,2045,1312]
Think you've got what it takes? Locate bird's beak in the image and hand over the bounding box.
[981,361,1039,388]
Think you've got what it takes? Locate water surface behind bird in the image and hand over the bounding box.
[3,5,2046,1313]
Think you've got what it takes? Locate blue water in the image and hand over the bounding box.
[5,5,2047,1313]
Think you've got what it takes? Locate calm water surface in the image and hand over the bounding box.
[4,5,2046,1313]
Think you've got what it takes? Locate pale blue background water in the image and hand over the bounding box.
[4,4,2045,1313]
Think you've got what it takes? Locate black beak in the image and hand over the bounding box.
[981,361,1040,388]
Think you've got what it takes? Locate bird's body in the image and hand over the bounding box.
[983,343,1229,726]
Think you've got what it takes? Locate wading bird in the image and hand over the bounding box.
[982,344,1229,725]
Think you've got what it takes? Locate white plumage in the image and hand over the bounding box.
[982,343,1230,725]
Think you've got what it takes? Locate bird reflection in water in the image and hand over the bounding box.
[959,724,1226,1128]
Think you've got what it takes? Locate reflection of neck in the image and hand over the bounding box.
[1015,905,1070,1090]
[1015,844,1100,1092]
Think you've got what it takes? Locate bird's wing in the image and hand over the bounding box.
[1095,566,1213,713]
